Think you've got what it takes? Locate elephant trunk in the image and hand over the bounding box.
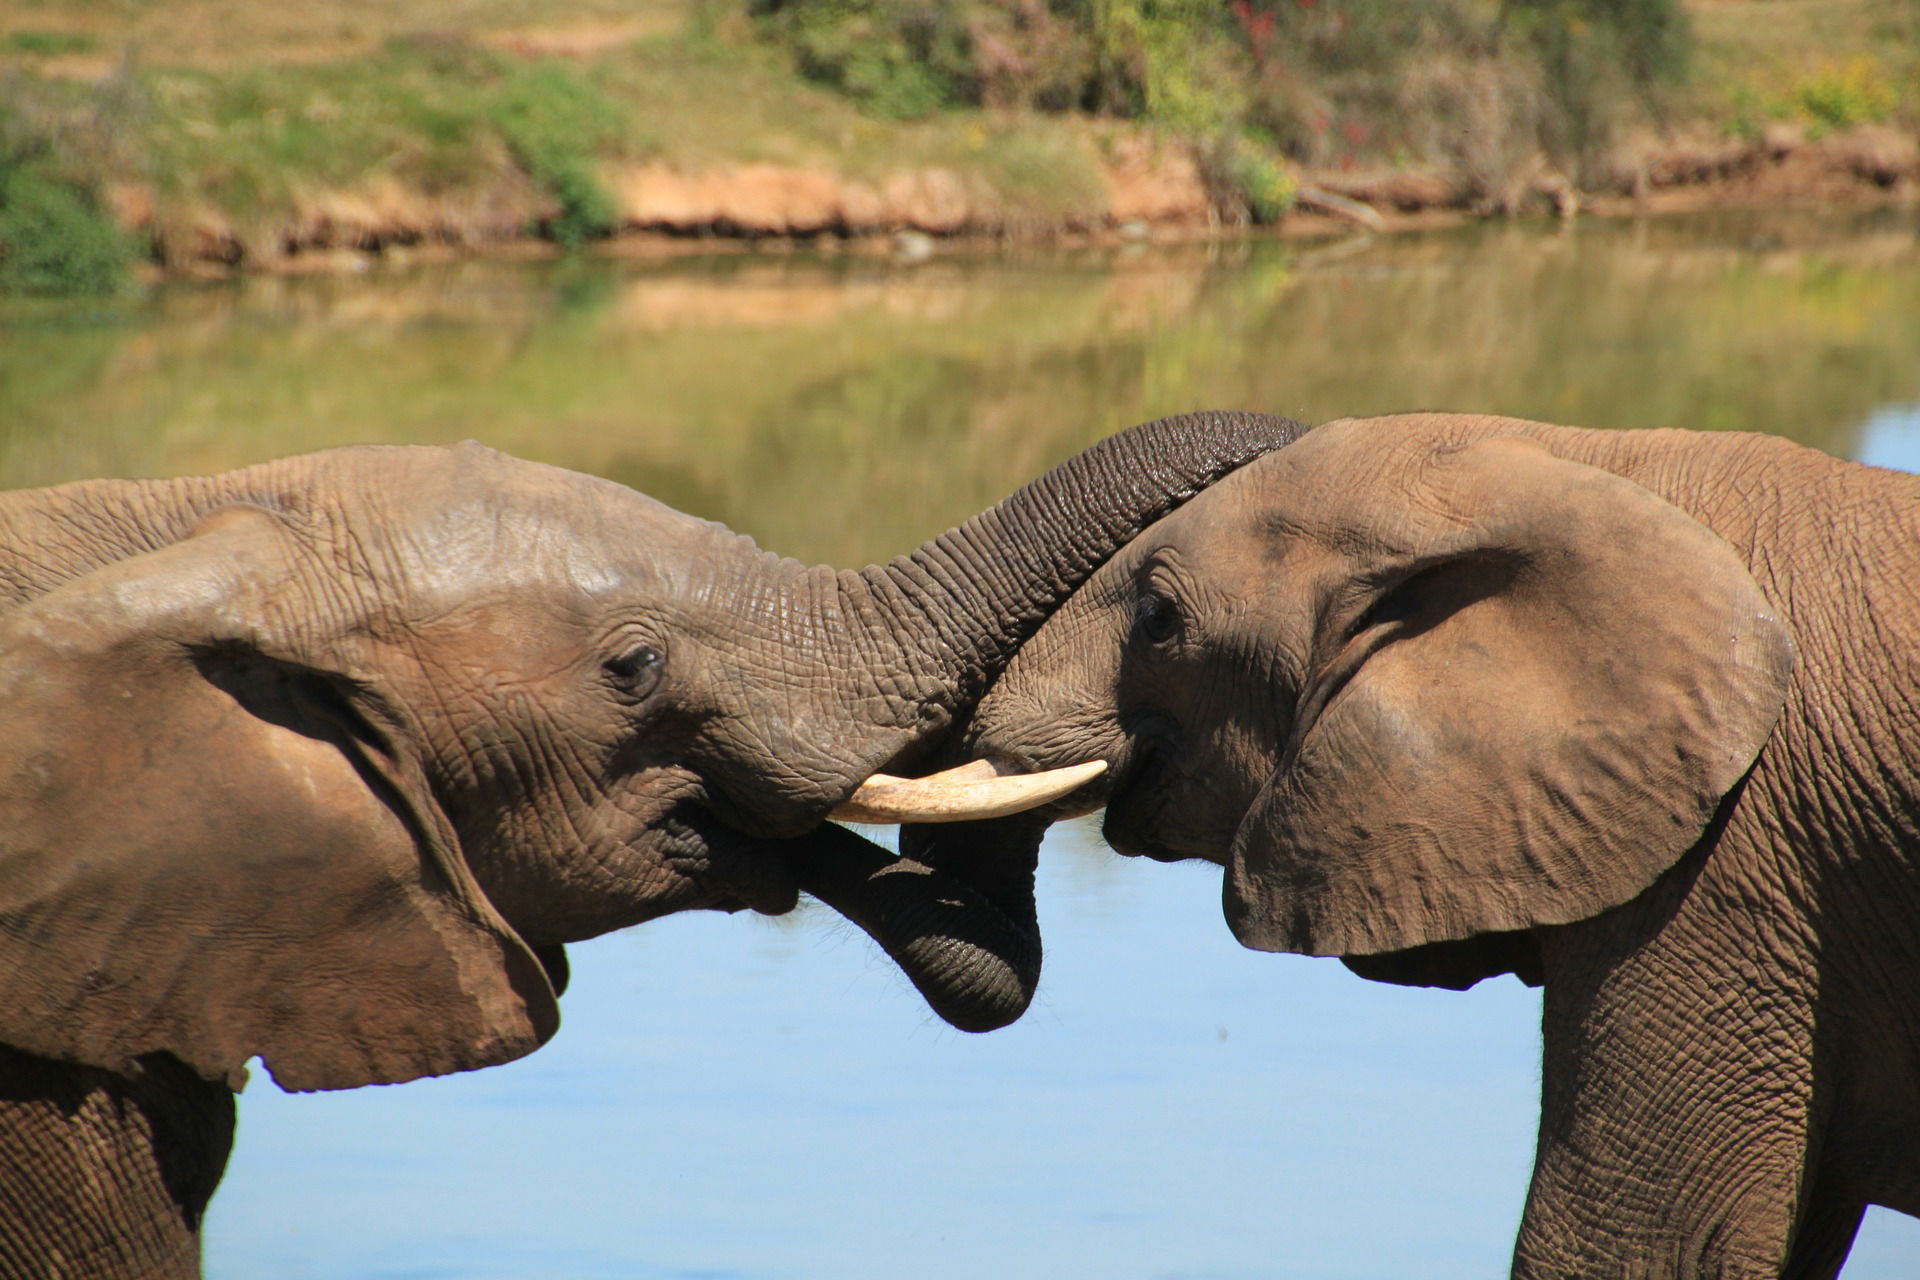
[785,412,1304,1030]
[847,411,1307,742]
[792,819,1046,1031]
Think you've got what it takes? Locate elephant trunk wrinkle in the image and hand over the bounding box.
[844,413,1308,758]
[794,822,1041,1033]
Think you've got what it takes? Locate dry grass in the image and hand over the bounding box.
[1687,0,1919,126]
[0,0,689,71]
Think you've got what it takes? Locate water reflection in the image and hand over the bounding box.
[4,208,1919,1277]
[4,207,1918,568]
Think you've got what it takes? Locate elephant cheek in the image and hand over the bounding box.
[463,780,751,944]
[587,779,805,924]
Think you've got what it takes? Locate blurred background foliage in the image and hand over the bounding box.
[747,0,1712,195]
[0,0,1916,293]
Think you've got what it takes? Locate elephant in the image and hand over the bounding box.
[922,411,1920,1278]
[0,410,1303,1278]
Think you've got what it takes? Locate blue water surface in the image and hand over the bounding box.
[209,812,1920,1276]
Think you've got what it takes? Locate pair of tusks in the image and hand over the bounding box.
[829,759,1107,825]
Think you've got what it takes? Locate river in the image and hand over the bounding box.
[4,208,1918,1277]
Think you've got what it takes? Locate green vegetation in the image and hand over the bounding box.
[141,42,632,247]
[750,0,1706,185]
[0,70,139,294]
[1788,56,1900,131]
[488,62,625,244]
[0,160,134,295]
[0,0,1912,288]
[1222,134,1297,223]
[2,31,100,58]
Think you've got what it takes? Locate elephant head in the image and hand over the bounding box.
[0,411,1303,1097]
[932,413,1796,987]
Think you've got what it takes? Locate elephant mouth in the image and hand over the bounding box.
[777,760,1103,1033]
[647,759,1099,1032]
[1099,717,1189,862]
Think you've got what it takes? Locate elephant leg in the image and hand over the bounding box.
[1513,878,1828,1278]
[1514,998,1822,1279]
[0,1045,233,1279]
[1777,1187,1864,1280]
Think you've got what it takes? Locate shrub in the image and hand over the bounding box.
[755,0,973,120]
[1791,57,1896,132]
[487,63,624,247]
[0,73,141,295]
[755,0,1245,130]
[1226,134,1296,222]
[1502,0,1691,183]
[0,160,134,296]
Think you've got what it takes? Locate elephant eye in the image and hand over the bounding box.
[1133,592,1182,647]
[604,644,665,699]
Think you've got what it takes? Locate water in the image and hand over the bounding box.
[4,209,1919,1276]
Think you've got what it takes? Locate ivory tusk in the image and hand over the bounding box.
[829,759,1108,825]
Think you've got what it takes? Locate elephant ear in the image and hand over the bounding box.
[1224,424,1795,963]
[0,506,559,1092]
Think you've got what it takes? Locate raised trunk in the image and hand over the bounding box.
[792,412,1306,1031]
[851,410,1307,745]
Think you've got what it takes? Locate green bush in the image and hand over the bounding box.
[487,63,624,247]
[0,161,134,296]
[1729,56,1898,142]
[1227,135,1296,222]
[2,31,101,57]
[0,75,141,295]
[755,0,1244,130]
[1791,57,1896,132]
[755,0,972,120]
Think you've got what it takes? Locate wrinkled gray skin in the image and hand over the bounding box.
[0,411,1301,1278]
[931,413,1920,1279]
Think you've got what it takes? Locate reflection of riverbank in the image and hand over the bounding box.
[4,208,1918,566]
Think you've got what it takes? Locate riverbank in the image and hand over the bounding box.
[124,119,1917,280]
[2,1,1916,283]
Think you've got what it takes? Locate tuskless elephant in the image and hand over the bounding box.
[925,411,1920,1278]
[0,410,1302,1278]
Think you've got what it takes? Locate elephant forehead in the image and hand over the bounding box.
[381,458,729,602]
[1233,414,1570,547]
[396,502,651,596]
[1135,466,1314,591]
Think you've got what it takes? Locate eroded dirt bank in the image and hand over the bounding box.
[119,122,1918,276]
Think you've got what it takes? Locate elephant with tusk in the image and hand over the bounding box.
[0,411,1302,1277]
[929,411,1920,1279]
